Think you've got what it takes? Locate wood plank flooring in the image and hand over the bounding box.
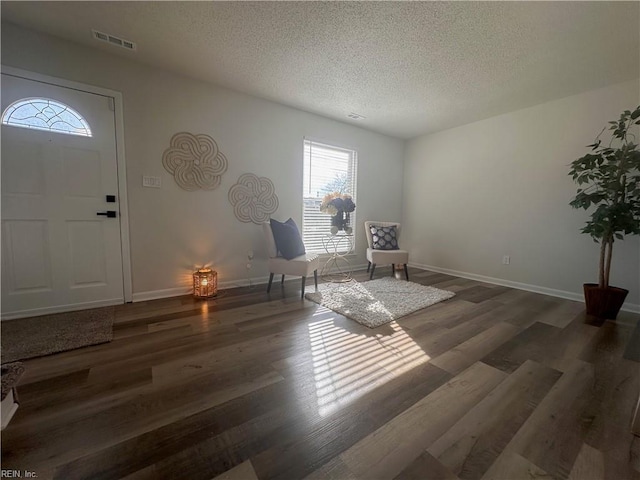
[1,267,639,480]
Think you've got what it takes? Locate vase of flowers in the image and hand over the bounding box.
[320,192,356,234]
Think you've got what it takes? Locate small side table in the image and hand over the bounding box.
[321,233,354,283]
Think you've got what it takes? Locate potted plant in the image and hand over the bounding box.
[569,106,640,319]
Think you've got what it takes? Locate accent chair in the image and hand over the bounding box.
[262,222,319,298]
[364,220,409,280]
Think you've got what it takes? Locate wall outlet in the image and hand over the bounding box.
[142,175,161,188]
[502,255,510,265]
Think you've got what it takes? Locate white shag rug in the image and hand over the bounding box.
[305,277,455,328]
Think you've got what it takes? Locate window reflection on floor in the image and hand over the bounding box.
[308,307,430,416]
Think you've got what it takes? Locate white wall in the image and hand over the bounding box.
[4,23,637,309]
[403,79,640,308]
[1,23,405,298]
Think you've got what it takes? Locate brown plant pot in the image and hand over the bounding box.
[583,283,628,320]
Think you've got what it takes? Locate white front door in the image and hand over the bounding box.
[1,73,125,318]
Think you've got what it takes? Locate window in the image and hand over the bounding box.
[1,98,92,137]
[303,139,358,253]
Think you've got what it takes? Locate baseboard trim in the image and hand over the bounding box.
[409,262,640,314]
[218,276,272,291]
[130,265,370,303]
[1,298,124,321]
[131,287,191,303]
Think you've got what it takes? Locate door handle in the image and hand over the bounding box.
[97,211,117,218]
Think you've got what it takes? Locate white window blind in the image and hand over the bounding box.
[303,139,358,253]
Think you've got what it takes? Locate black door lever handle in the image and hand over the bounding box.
[97,211,117,218]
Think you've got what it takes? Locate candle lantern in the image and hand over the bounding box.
[193,267,217,298]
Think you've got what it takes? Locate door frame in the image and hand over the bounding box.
[1,65,133,308]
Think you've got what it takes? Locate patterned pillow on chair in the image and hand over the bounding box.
[370,225,399,250]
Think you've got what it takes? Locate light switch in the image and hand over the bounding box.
[143,176,161,188]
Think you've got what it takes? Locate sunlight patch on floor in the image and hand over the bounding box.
[308,315,430,416]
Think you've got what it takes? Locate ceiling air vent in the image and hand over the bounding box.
[347,112,366,120]
[92,30,136,51]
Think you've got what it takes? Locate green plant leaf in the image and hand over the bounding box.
[568,106,640,268]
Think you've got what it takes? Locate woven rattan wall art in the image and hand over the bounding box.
[162,132,228,191]
[228,173,279,224]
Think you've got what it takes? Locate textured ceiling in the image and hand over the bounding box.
[2,1,639,139]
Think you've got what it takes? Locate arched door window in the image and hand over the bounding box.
[1,98,92,137]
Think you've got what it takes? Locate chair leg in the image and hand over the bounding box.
[367,261,371,272]
[314,270,318,289]
[391,264,395,277]
[281,274,285,285]
[301,276,306,298]
[267,273,274,293]
[370,264,376,280]
[404,264,409,281]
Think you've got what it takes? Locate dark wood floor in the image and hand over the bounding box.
[1,267,639,480]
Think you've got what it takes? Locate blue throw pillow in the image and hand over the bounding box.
[370,225,399,250]
[270,218,306,260]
